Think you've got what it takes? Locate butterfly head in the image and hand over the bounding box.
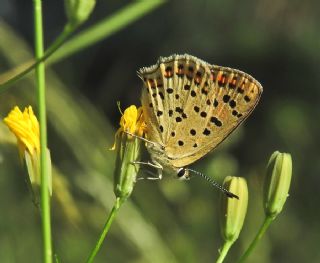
[177,168,190,180]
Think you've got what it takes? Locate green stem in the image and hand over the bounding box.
[0,23,75,91]
[49,0,166,64]
[216,240,234,263]
[0,1,165,93]
[33,0,52,262]
[238,216,274,263]
[86,197,124,263]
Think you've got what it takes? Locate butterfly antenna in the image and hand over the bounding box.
[123,130,152,144]
[123,131,163,149]
[187,168,239,199]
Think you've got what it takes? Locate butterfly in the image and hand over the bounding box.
[137,54,262,196]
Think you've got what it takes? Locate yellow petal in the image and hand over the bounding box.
[111,105,147,150]
[4,105,40,157]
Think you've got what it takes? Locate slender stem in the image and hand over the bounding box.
[238,216,274,263]
[0,23,75,91]
[49,0,166,63]
[33,0,52,262]
[216,240,234,263]
[86,197,124,263]
[0,1,165,93]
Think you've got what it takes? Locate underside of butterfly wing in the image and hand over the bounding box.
[139,54,263,169]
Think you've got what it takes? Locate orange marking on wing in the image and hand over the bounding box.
[148,79,156,89]
[176,65,184,76]
[230,78,237,86]
[210,70,216,81]
[217,72,227,86]
[164,66,173,78]
[241,80,246,89]
[221,74,226,84]
[195,72,202,85]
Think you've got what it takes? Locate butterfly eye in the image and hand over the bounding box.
[177,168,189,180]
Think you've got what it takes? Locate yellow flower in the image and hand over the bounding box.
[119,105,146,137]
[111,105,147,150]
[3,105,51,201]
[4,106,40,157]
[111,105,147,199]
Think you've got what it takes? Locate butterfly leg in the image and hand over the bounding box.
[137,170,159,181]
[131,161,163,180]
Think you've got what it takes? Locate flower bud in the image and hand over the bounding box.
[4,106,52,202]
[264,151,292,218]
[112,105,146,200]
[64,0,96,27]
[113,133,142,199]
[220,176,248,242]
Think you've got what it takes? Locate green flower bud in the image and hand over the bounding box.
[113,134,142,200]
[112,105,146,200]
[25,148,52,197]
[264,151,292,218]
[220,176,248,242]
[64,0,96,27]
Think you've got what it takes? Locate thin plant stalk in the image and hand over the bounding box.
[86,197,124,263]
[238,216,274,263]
[0,23,75,91]
[50,0,166,63]
[216,240,234,263]
[33,0,52,262]
[0,1,165,93]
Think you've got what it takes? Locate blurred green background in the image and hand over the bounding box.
[0,1,319,262]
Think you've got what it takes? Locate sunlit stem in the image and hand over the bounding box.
[86,197,125,263]
[216,240,234,263]
[0,23,75,91]
[238,216,274,263]
[33,0,52,262]
[49,1,166,63]
[0,1,165,93]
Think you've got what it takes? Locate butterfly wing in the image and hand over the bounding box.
[139,54,206,145]
[140,55,263,168]
[167,64,262,167]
